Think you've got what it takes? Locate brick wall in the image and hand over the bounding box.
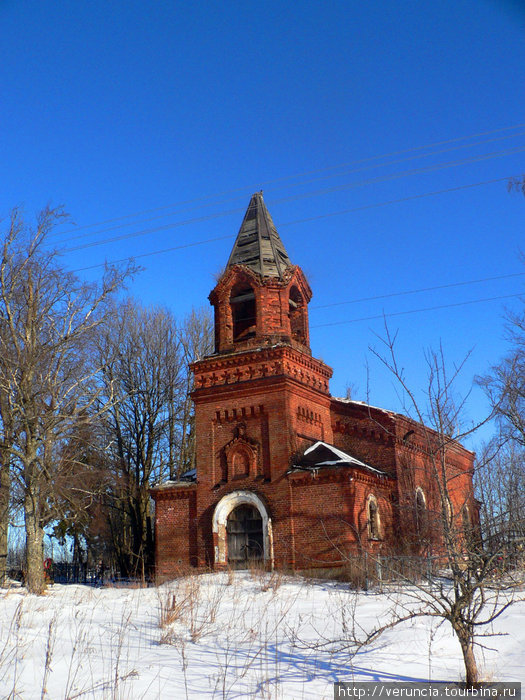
[288,471,394,567]
[153,485,197,582]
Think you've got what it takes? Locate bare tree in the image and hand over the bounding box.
[475,437,525,553]
[97,299,184,577]
[0,282,17,587]
[53,302,213,579]
[93,302,212,577]
[479,306,525,447]
[177,307,213,477]
[51,419,114,573]
[0,463,9,586]
[0,206,131,594]
[476,301,525,560]
[328,329,524,686]
[507,175,525,196]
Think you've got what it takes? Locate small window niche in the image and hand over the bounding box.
[415,487,427,537]
[367,495,381,540]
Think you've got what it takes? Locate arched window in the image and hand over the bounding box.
[403,430,415,445]
[415,488,427,536]
[230,284,256,342]
[367,495,381,540]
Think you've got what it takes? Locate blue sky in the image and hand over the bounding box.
[1,0,524,444]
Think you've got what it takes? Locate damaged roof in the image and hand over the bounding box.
[226,191,292,279]
[289,441,389,477]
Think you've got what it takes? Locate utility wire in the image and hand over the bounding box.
[52,121,525,239]
[55,128,525,245]
[311,293,524,328]
[265,145,525,207]
[311,271,525,310]
[263,130,525,194]
[73,234,235,272]
[279,176,513,229]
[63,144,525,253]
[71,174,519,271]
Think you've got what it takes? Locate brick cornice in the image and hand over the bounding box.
[333,418,394,446]
[150,483,197,501]
[191,344,333,395]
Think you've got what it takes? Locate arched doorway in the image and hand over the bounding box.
[226,504,263,568]
[212,490,273,568]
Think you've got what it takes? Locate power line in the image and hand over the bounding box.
[72,234,235,272]
[62,144,525,253]
[56,128,525,246]
[279,176,512,229]
[311,293,524,328]
[311,271,525,310]
[52,121,525,239]
[71,173,519,271]
[62,208,244,255]
[267,145,525,208]
[264,130,525,195]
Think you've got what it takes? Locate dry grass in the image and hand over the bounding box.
[158,572,223,644]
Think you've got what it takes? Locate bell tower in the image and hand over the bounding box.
[210,191,312,355]
[190,193,333,567]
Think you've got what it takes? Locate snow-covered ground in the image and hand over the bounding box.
[0,571,523,699]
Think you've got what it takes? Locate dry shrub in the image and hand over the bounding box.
[158,573,223,644]
[259,569,284,593]
[297,558,375,590]
[158,577,199,629]
[159,591,188,628]
[188,579,222,642]
[338,558,372,589]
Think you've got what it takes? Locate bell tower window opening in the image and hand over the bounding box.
[231,285,256,342]
[289,286,306,342]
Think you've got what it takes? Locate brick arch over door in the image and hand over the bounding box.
[212,491,273,568]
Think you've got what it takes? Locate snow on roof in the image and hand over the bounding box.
[332,397,394,416]
[151,479,196,490]
[294,441,388,477]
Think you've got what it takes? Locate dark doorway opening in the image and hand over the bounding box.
[226,504,263,568]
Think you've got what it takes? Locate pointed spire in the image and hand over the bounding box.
[226,192,292,278]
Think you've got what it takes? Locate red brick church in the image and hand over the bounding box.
[152,192,476,578]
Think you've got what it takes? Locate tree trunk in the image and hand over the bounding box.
[458,633,479,686]
[24,491,45,594]
[0,464,9,586]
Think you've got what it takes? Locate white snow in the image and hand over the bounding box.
[332,398,394,415]
[301,441,386,474]
[0,572,523,699]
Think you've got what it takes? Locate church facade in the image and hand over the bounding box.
[152,193,477,579]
